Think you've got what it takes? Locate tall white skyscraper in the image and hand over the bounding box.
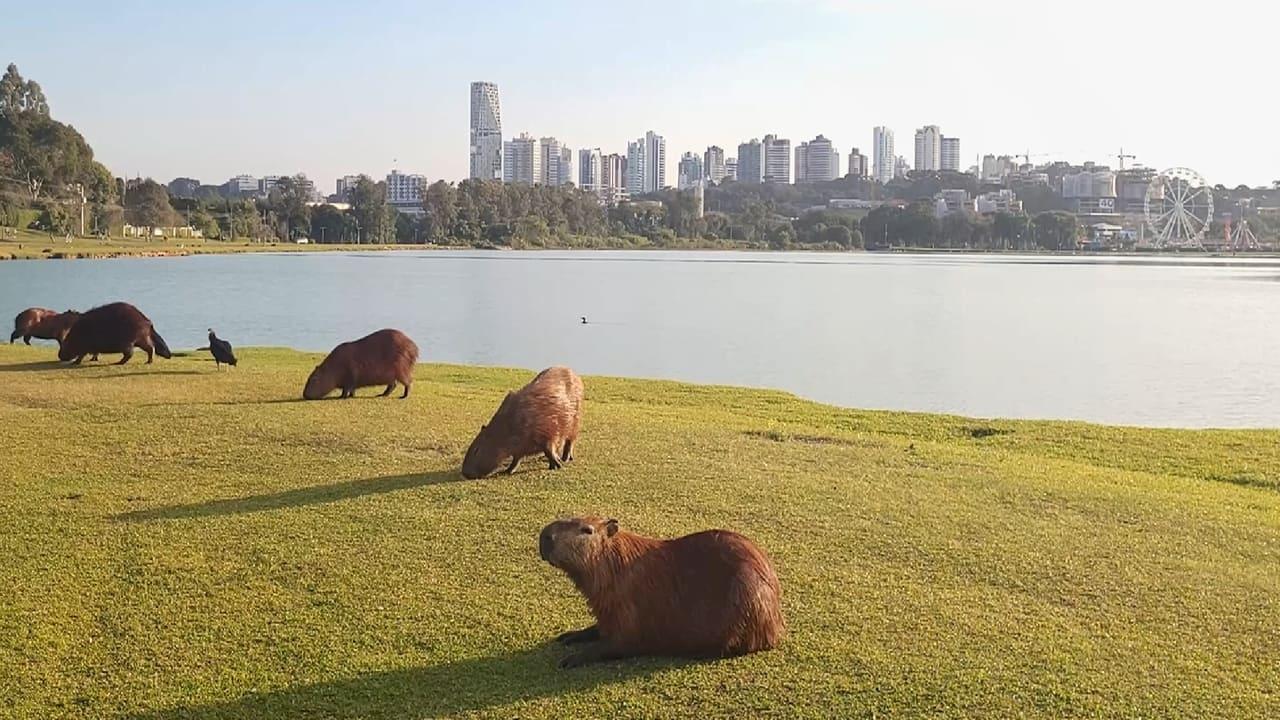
[560,147,573,187]
[941,137,961,172]
[873,126,895,184]
[601,153,627,205]
[763,134,791,184]
[848,148,869,179]
[626,131,666,194]
[539,137,569,186]
[704,145,727,184]
[914,125,942,172]
[796,134,837,183]
[469,82,502,181]
[678,152,704,190]
[578,148,602,192]
[503,133,540,185]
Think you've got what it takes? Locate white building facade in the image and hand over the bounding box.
[763,134,791,184]
[503,133,541,185]
[941,137,961,172]
[469,81,503,180]
[914,125,942,172]
[873,127,895,184]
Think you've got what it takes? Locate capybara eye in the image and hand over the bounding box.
[580,527,593,535]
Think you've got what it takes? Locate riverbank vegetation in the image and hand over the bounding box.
[1,344,1276,718]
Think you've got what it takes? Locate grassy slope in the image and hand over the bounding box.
[0,229,433,260]
[0,344,1276,719]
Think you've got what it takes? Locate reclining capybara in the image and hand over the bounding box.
[539,516,785,668]
[461,366,583,479]
[11,307,79,345]
[57,302,172,365]
[303,328,418,400]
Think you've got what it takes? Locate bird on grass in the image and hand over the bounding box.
[207,329,238,370]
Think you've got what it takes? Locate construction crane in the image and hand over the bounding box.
[1115,148,1136,171]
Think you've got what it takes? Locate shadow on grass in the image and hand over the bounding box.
[125,647,679,719]
[115,471,459,522]
[0,360,66,372]
[76,369,203,379]
[138,398,307,407]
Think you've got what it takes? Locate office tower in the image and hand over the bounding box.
[469,81,502,180]
[873,126,895,183]
[914,125,942,172]
[704,145,727,184]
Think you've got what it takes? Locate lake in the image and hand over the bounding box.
[3,249,1279,428]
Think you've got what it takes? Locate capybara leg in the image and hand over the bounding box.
[72,355,85,365]
[380,382,395,397]
[90,354,99,362]
[342,386,355,399]
[504,457,521,475]
[544,448,563,471]
[8,330,16,343]
[23,335,31,345]
[400,381,410,399]
[559,642,625,669]
[555,625,599,644]
[561,438,575,462]
[116,348,133,365]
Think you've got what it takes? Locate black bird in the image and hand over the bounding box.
[207,329,237,370]
[580,316,588,324]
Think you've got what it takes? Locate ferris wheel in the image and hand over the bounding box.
[1144,168,1214,248]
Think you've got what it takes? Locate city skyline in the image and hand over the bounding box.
[8,0,1278,189]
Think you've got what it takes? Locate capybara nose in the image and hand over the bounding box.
[539,531,553,561]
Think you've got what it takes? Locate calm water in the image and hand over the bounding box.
[3,250,1279,428]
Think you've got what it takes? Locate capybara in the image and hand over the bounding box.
[11,307,78,345]
[303,328,418,400]
[461,366,583,479]
[57,302,172,365]
[539,516,785,668]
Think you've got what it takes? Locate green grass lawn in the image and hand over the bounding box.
[0,228,435,260]
[0,343,1277,719]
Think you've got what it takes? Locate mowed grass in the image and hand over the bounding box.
[0,229,433,260]
[0,344,1277,719]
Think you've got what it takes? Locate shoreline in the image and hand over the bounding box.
[3,237,1279,262]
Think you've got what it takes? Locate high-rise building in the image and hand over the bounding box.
[537,135,563,183]
[626,131,666,194]
[600,153,628,205]
[704,145,727,184]
[763,134,791,184]
[941,137,961,172]
[335,174,362,199]
[872,127,895,184]
[736,139,763,184]
[386,170,426,215]
[894,155,910,179]
[725,157,737,181]
[259,175,282,195]
[848,148,869,179]
[678,152,704,190]
[223,175,259,197]
[560,147,573,187]
[914,125,942,172]
[469,82,502,180]
[796,135,837,183]
[578,148,602,192]
[503,133,541,185]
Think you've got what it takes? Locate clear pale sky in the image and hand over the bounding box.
[9,0,1278,191]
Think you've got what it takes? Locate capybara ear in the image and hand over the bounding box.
[605,519,619,537]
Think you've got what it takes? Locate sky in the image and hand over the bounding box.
[9,0,1279,192]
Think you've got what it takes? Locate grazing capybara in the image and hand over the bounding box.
[539,516,785,668]
[461,366,583,479]
[11,307,78,345]
[57,302,172,365]
[303,329,418,400]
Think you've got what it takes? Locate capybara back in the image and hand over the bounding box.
[303,328,419,400]
[461,366,584,478]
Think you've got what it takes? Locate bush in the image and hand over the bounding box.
[33,202,74,234]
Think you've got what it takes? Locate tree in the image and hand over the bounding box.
[1032,211,1079,251]
[349,176,390,243]
[0,64,49,117]
[421,180,458,243]
[992,211,1030,250]
[821,224,852,248]
[123,179,180,228]
[861,205,902,248]
[268,175,313,239]
[309,204,345,244]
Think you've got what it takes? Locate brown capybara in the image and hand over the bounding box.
[539,516,785,668]
[11,307,78,345]
[58,302,172,365]
[461,366,583,479]
[303,329,418,400]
